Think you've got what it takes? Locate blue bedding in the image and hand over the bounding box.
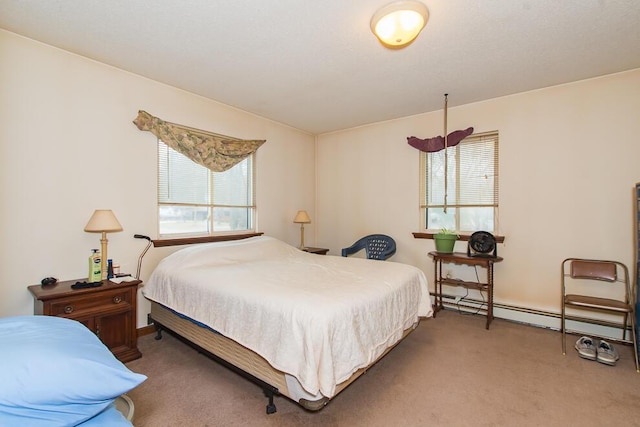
[0,315,146,427]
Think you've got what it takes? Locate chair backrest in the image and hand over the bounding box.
[341,234,396,261]
[562,258,630,302]
[570,260,616,282]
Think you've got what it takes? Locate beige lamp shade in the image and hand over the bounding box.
[371,1,429,49]
[293,210,311,224]
[84,209,123,232]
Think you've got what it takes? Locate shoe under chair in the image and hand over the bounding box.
[575,336,620,366]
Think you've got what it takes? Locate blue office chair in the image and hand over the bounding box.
[341,234,396,261]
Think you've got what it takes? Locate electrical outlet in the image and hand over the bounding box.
[445,270,452,279]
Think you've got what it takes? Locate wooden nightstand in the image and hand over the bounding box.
[302,247,329,255]
[28,278,142,362]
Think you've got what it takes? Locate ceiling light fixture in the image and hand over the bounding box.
[370,1,429,49]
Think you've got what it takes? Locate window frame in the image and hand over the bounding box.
[157,139,256,238]
[419,130,499,234]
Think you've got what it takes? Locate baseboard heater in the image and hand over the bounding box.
[432,292,634,340]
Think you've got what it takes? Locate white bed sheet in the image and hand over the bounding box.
[143,236,432,398]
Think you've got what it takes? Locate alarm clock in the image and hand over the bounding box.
[467,231,497,258]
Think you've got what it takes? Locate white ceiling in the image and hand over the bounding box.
[1,0,639,134]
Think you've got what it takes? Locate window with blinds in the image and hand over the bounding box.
[158,140,255,236]
[420,130,499,233]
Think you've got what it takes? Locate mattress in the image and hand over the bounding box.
[143,236,432,399]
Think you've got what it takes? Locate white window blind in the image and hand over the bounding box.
[420,131,499,232]
[158,140,255,236]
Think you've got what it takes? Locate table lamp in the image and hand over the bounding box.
[293,210,311,249]
[84,209,123,279]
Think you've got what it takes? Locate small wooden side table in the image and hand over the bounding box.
[28,278,142,362]
[302,247,329,255]
[428,251,503,329]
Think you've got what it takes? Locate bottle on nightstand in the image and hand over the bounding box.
[89,249,102,282]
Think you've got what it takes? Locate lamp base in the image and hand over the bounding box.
[298,224,306,250]
[100,233,109,280]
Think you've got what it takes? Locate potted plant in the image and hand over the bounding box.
[434,228,458,253]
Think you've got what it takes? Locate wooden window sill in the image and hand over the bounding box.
[412,232,505,243]
[152,232,264,247]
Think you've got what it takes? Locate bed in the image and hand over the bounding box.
[0,315,146,426]
[142,235,432,413]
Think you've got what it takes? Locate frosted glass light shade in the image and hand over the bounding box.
[371,1,429,48]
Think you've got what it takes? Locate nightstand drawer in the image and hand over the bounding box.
[49,288,131,316]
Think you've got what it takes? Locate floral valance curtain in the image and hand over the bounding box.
[133,110,266,172]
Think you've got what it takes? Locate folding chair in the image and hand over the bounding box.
[561,258,638,371]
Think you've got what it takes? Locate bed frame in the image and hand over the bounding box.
[149,302,418,413]
[137,233,420,414]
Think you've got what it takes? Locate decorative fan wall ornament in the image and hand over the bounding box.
[407,94,473,213]
[467,231,497,258]
[407,127,474,153]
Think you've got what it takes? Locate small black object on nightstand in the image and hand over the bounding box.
[40,277,57,286]
[71,281,103,289]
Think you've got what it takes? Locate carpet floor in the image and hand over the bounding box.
[126,310,640,426]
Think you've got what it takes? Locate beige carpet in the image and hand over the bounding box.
[126,310,640,426]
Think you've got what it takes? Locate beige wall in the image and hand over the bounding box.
[316,68,640,323]
[2,28,639,330]
[0,30,316,325]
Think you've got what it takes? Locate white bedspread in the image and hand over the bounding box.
[143,236,432,398]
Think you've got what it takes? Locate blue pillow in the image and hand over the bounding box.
[0,316,146,427]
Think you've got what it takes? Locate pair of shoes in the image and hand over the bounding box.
[596,340,619,366]
[575,336,596,360]
[574,336,620,366]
